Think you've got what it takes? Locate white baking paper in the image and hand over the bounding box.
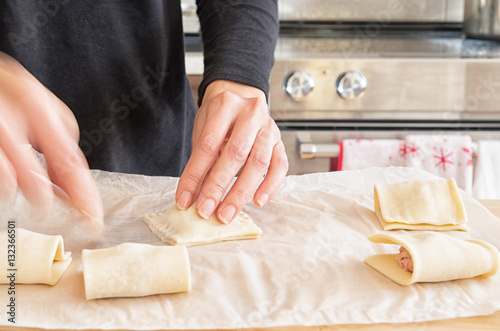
[1,167,500,330]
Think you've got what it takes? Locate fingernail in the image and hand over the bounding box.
[30,170,72,202]
[198,198,216,219]
[27,170,54,210]
[256,193,269,207]
[79,208,101,223]
[219,204,236,224]
[177,191,192,210]
[78,209,104,237]
[29,170,54,193]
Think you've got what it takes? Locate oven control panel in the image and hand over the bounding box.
[283,70,316,101]
[282,70,368,102]
[270,58,500,121]
[335,71,367,100]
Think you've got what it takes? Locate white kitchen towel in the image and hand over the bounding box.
[339,139,405,170]
[473,140,500,199]
[404,135,473,193]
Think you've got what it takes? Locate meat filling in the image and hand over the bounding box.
[396,246,413,272]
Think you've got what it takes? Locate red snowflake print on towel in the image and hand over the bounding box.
[433,148,453,171]
[399,143,419,158]
[406,143,419,157]
[399,143,408,157]
[463,147,473,166]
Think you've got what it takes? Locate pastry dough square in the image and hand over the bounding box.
[143,203,262,246]
[364,232,500,285]
[374,178,469,231]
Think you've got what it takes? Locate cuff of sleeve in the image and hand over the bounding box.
[198,71,270,107]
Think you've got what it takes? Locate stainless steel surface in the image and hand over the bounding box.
[275,30,500,59]
[299,142,340,159]
[272,32,500,121]
[279,0,465,23]
[270,57,500,121]
[278,120,500,130]
[271,31,500,174]
[298,131,341,159]
[283,70,316,101]
[181,0,200,34]
[464,0,500,40]
[448,0,468,22]
[181,0,196,16]
[269,0,500,177]
[271,33,500,175]
[271,58,464,119]
[335,71,367,100]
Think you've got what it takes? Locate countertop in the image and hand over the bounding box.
[2,199,499,331]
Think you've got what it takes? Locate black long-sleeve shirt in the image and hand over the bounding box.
[0,0,278,176]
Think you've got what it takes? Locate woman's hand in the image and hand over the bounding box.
[176,80,288,223]
[0,52,103,232]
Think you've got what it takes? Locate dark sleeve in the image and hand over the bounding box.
[196,0,278,105]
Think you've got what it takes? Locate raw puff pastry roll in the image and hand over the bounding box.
[0,228,72,285]
[364,231,500,285]
[82,243,191,300]
[143,203,262,246]
[374,178,469,231]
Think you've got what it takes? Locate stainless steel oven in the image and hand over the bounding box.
[270,0,500,197]
[278,0,464,23]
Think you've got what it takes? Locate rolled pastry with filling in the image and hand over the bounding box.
[374,178,469,231]
[0,228,72,285]
[143,203,262,246]
[364,232,500,285]
[82,243,191,300]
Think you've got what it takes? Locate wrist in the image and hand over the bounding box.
[202,80,266,105]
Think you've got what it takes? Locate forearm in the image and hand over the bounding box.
[196,0,279,105]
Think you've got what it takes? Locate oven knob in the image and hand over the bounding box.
[336,71,367,100]
[283,70,315,101]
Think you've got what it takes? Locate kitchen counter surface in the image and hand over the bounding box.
[275,29,500,59]
[186,31,500,75]
[2,199,499,331]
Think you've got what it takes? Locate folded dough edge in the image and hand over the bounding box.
[143,203,262,246]
[48,237,72,285]
[365,232,500,285]
[467,239,500,277]
[0,228,72,285]
[373,178,469,231]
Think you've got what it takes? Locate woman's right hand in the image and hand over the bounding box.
[0,51,103,232]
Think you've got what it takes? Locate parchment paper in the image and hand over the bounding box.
[1,167,500,330]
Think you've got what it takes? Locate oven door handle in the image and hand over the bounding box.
[299,142,340,159]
